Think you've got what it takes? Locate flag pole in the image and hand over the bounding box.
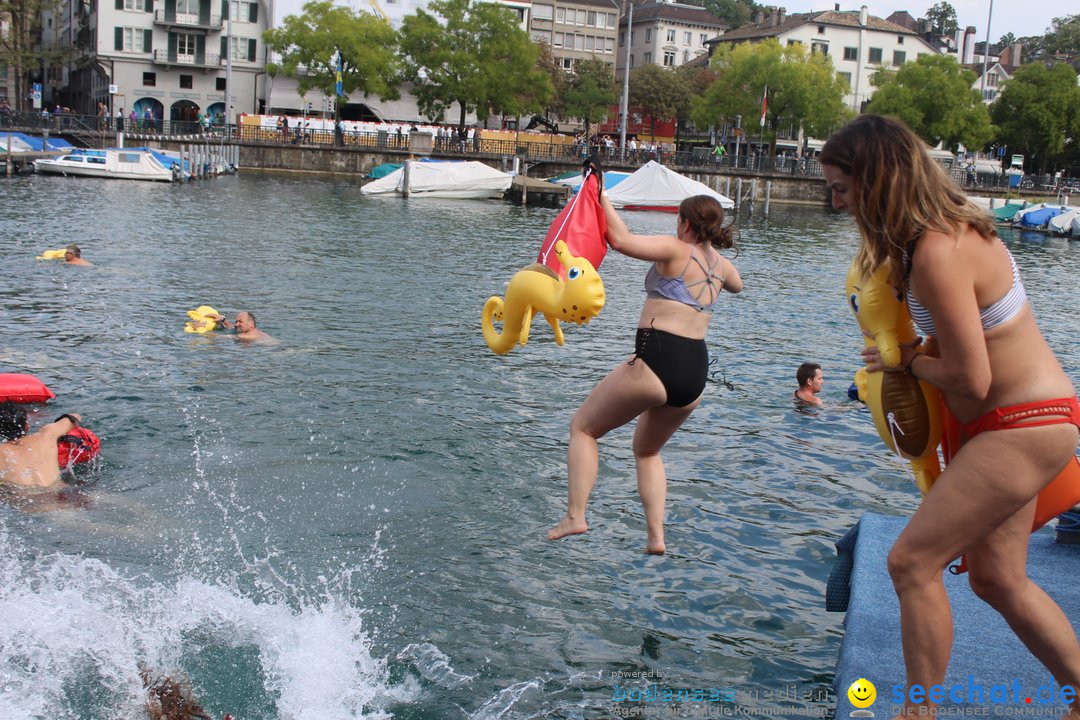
[757,84,767,168]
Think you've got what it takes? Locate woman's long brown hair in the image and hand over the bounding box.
[819,114,997,289]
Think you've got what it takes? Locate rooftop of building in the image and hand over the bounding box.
[717,8,916,42]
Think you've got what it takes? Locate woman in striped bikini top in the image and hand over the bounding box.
[905,242,1027,338]
[820,113,1080,719]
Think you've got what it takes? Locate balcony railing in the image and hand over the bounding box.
[152,49,222,67]
[153,9,223,29]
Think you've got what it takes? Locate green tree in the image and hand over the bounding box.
[924,1,958,36]
[1042,14,1080,57]
[263,0,401,112]
[535,40,568,121]
[629,64,683,141]
[991,62,1080,174]
[865,53,992,152]
[701,0,763,30]
[561,57,618,140]
[672,63,715,140]
[0,0,76,112]
[1017,35,1048,61]
[692,39,850,155]
[398,0,551,128]
[1016,16,1080,63]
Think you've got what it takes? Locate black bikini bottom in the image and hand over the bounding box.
[632,327,708,408]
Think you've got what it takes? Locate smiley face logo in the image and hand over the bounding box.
[847,678,877,709]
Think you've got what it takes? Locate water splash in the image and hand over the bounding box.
[469,679,542,720]
[0,522,407,719]
[397,642,475,689]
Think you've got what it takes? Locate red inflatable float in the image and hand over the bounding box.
[0,373,56,403]
[58,426,101,467]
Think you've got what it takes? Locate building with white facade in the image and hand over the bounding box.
[616,0,725,76]
[49,0,268,121]
[709,5,938,112]
[528,0,618,72]
[967,41,1022,104]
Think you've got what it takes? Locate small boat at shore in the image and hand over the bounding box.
[988,201,1026,222]
[603,160,734,212]
[33,148,175,182]
[1014,203,1066,230]
[360,160,512,199]
[1047,208,1080,236]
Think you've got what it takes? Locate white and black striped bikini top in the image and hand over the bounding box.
[906,244,1027,337]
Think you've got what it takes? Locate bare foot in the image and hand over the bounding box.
[645,534,666,555]
[547,515,587,540]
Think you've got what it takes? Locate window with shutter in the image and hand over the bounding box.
[247,38,255,60]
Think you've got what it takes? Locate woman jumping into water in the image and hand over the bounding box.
[547,183,743,554]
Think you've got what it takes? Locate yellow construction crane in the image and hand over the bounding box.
[368,0,390,24]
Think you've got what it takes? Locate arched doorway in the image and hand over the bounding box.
[171,99,200,134]
[133,98,163,132]
[206,102,226,126]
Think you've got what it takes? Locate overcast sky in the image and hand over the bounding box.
[777,1,1059,42]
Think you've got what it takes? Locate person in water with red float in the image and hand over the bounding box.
[547,158,744,555]
[0,402,94,487]
[820,114,1080,715]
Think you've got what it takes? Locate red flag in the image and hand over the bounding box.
[536,170,607,278]
[759,85,768,128]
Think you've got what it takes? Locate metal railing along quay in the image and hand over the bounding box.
[1,110,1067,193]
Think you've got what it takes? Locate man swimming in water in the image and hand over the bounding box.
[794,363,824,406]
[220,311,276,343]
[64,244,93,266]
[0,401,81,487]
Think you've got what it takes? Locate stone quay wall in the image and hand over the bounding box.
[153,137,831,206]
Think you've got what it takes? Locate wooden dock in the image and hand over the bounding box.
[505,175,571,207]
[1,149,65,176]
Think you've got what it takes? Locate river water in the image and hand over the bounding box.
[0,172,1077,719]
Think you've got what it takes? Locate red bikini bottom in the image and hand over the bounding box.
[962,396,1080,438]
[940,396,1080,575]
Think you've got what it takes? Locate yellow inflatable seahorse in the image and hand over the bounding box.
[184,305,223,334]
[482,240,605,355]
[847,259,943,494]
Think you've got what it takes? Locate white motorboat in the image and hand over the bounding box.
[33,149,175,182]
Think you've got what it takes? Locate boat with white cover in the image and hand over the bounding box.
[603,160,734,212]
[360,160,512,199]
[33,148,175,182]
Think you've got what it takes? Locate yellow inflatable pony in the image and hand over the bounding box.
[482,240,605,355]
[184,305,223,334]
[847,259,943,493]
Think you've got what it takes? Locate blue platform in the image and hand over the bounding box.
[832,513,1080,716]
[1,132,73,151]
